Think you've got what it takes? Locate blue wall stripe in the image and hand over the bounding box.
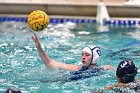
[0,17,140,25]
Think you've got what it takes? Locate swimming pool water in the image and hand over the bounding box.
[0,21,140,93]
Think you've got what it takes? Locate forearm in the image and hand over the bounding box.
[101,83,126,92]
[36,44,52,67]
[32,34,53,67]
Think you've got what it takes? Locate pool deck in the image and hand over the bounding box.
[0,0,140,19]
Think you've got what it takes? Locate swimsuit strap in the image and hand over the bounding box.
[79,66,88,71]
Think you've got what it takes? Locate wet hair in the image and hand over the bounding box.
[5,87,22,93]
[116,60,137,83]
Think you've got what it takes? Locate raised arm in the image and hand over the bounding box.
[32,33,80,71]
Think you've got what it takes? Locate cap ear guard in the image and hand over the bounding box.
[87,45,101,65]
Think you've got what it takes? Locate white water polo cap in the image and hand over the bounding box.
[82,45,101,65]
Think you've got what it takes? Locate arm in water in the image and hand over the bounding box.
[32,33,80,71]
[94,83,127,93]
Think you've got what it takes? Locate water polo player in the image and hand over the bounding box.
[99,60,140,93]
[32,33,113,81]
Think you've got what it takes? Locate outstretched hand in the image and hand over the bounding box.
[101,65,115,70]
[32,33,41,48]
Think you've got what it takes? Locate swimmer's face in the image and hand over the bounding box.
[82,51,92,67]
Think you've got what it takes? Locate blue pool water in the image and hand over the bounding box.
[0,18,140,93]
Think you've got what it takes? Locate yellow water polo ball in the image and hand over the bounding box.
[27,10,49,31]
